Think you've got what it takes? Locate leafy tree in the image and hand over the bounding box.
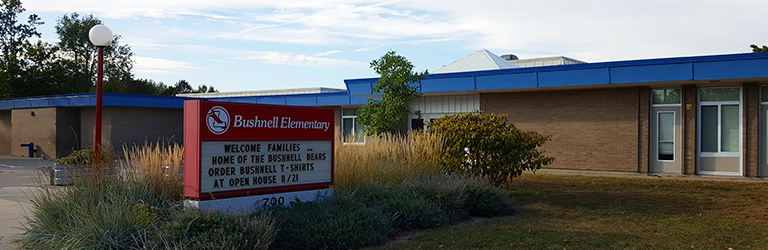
[751,44,768,53]
[196,84,218,93]
[0,0,43,98]
[55,13,133,94]
[172,79,194,95]
[428,111,554,185]
[357,51,427,135]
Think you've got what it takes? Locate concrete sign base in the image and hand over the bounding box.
[184,188,333,212]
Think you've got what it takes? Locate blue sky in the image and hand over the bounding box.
[20,0,768,92]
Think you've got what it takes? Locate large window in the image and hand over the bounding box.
[699,88,741,154]
[342,108,365,143]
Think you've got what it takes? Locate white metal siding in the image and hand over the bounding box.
[408,95,480,115]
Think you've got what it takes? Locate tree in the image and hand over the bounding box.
[428,111,554,185]
[55,13,133,94]
[0,0,43,98]
[751,44,768,53]
[357,51,427,135]
[196,84,218,93]
[172,79,194,95]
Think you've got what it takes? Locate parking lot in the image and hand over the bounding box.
[0,156,55,249]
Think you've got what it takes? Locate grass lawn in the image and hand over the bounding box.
[369,173,768,250]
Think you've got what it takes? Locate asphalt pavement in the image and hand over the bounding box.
[0,156,55,250]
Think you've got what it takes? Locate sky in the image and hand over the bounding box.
[17,0,768,92]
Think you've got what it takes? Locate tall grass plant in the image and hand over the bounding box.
[334,132,443,192]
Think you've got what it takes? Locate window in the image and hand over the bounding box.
[699,88,740,154]
[411,118,425,131]
[653,89,681,104]
[657,112,675,161]
[342,108,364,143]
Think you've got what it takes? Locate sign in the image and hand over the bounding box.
[184,100,334,201]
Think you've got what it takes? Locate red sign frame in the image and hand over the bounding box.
[184,100,335,201]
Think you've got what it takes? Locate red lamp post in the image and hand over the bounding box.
[88,24,112,168]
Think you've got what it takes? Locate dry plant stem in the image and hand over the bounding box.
[334,132,444,193]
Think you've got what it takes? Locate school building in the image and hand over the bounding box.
[2,50,768,177]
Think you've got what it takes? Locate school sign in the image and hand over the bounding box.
[183,100,334,211]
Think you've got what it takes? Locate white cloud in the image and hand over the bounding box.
[314,50,342,56]
[133,56,204,74]
[237,51,365,67]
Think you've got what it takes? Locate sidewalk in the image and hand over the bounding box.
[0,156,55,250]
[529,168,768,183]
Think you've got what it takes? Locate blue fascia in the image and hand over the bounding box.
[206,91,370,107]
[344,52,768,96]
[0,91,371,111]
[0,93,199,110]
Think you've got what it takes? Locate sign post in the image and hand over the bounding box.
[183,100,334,211]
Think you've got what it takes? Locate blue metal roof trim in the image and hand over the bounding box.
[694,58,768,80]
[350,95,371,104]
[421,76,474,93]
[286,96,317,106]
[69,96,92,106]
[13,100,31,108]
[317,94,350,106]
[49,97,70,106]
[345,80,375,96]
[0,102,12,109]
[476,72,538,90]
[610,63,693,84]
[256,96,287,105]
[344,52,768,95]
[538,67,610,87]
[30,99,49,107]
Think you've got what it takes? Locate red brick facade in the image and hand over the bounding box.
[482,88,642,172]
[481,84,764,175]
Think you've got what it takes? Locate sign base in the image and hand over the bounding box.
[184,188,333,212]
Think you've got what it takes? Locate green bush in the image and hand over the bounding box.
[14,178,178,249]
[354,184,450,229]
[160,209,276,250]
[428,111,554,185]
[270,196,389,250]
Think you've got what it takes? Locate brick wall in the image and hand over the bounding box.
[11,108,57,158]
[0,110,10,155]
[743,83,759,177]
[682,85,697,175]
[484,87,640,172]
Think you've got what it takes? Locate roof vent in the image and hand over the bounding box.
[500,54,518,60]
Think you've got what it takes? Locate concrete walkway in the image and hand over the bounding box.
[0,156,55,250]
[530,168,768,183]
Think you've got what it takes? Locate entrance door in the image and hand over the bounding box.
[697,87,742,176]
[650,106,682,173]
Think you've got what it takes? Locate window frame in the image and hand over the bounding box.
[697,87,742,158]
[341,108,365,144]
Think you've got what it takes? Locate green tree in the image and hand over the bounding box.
[0,0,44,98]
[55,13,133,94]
[428,111,554,185]
[751,44,768,53]
[196,84,218,93]
[357,51,427,135]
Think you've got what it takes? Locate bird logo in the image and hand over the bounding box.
[206,106,230,135]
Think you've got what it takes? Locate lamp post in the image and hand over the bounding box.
[88,24,112,168]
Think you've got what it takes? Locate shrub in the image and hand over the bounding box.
[159,209,276,250]
[428,110,554,185]
[354,184,450,230]
[14,178,178,249]
[271,196,389,250]
[334,132,443,193]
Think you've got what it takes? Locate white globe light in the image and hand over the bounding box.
[88,24,113,46]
